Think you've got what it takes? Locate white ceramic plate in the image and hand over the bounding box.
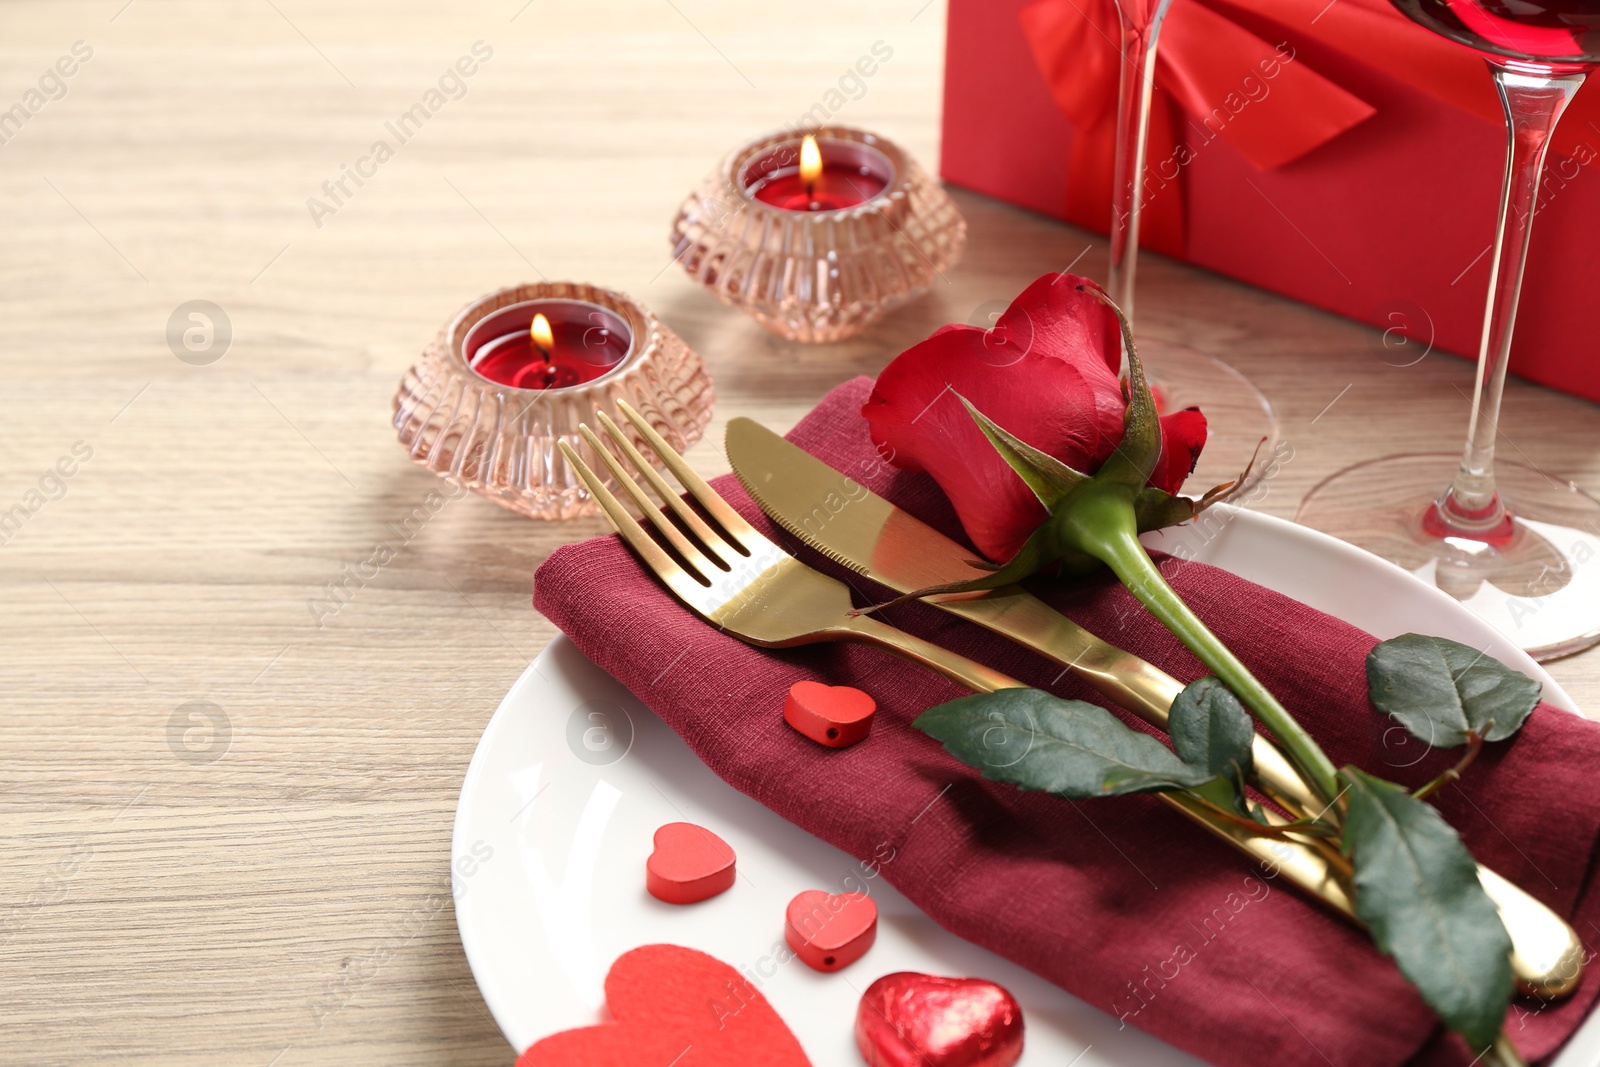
[453,504,1596,1065]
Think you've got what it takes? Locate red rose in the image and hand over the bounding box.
[862,274,1207,562]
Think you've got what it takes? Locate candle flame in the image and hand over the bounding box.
[799,134,823,187]
[530,313,554,353]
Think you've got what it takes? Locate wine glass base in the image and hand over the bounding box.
[1296,455,1600,660]
[1139,339,1279,495]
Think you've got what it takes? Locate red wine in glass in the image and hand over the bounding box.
[1390,0,1600,66]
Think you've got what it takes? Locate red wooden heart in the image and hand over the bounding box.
[516,944,812,1066]
[784,681,876,748]
[646,822,737,904]
[855,972,1023,1067]
[784,889,877,972]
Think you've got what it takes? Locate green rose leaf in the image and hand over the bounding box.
[915,688,1212,798]
[1341,766,1513,1052]
[1170,677,1255,818]
[1367,633,1541,748]
[1170,677,1254,782]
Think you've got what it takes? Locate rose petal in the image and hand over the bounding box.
[1153,407,1209,494]
[1011,274,1124,379]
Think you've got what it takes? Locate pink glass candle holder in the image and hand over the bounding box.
[393,281,715,521]
[670,127,966,343]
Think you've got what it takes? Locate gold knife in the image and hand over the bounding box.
[726,416,1583,1000]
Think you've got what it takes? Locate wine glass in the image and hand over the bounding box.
[1107,0,1279,492]
[1297,0,1600,659]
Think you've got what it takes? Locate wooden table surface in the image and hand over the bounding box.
[3,2,1598,1064]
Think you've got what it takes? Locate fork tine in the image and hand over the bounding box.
[615,399,762,543]
[593,410,742,560]
[558,440,694,584]
[576,424,728,581]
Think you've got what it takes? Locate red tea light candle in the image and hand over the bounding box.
[744,133,892,212]
[671,126,965,342]
[463,299,631,390]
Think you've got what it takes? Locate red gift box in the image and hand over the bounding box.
[940,0,1600,404]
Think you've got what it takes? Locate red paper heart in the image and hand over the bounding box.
[646,822,737,904]
[855,972,1024,1067]
[516,944,812,1066]
[784,889,877,972]
[784,681,876,748]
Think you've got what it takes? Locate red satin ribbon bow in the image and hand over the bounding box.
[1018,0,1592,253]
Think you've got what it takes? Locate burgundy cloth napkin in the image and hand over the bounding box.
[533,377,1600,1066]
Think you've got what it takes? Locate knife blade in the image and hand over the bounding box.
[726,416,1585,999]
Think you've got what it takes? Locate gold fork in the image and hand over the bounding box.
[558,401,1358,920]
[562,407,1018,693]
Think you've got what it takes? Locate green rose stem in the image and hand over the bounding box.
[1070,295,1340,811]
[1060,478,1344,810]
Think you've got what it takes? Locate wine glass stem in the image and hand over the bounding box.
[1107,0,1174,332]
[1436,64,1585,534]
